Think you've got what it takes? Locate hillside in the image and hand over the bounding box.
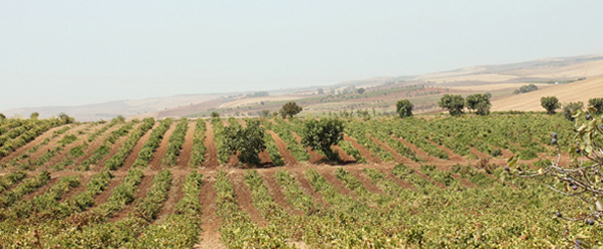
[491,76,603,112]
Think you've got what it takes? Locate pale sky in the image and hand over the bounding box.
[1,1,602,110]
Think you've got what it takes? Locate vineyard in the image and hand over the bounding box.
[0,113,600,248]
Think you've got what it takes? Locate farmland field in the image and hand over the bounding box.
[0,114,600,248]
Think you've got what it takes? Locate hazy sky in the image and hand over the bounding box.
[2,1,603,110]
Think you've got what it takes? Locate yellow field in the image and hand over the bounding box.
[491,76,603,112]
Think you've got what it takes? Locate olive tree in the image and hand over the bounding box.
[395,99,413,118]
[30,112,39,120]
[301,118,345,162]
[438,94,465,116]
[466,94,491,115]
[541,96,561,115]
[224,119,266,166]
[280,102,303,118]
[507,107,603,227]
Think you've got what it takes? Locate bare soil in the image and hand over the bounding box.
[203,120,219,167]
[149,122,176,170]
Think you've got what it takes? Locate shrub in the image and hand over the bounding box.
[395,99,414,118]
[540,96,560,114]
[280,102,303,118]
[588,98,603,114]
[301,118,345,161]
[439,94,465,116]
[224,119,266,165]
[562,101,584,121]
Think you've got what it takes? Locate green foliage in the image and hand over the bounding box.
[5,176,80,219]
[0,171,50,208]
[301,118,345,161]
[562,101,584,121]
[30,112,39,120]
[588,98,603,114]
[395,99,414,118]
[540,96,561,114]
[188,119,207,167]
[161,118,189,166]
[0,171,27,193]
[513,83,538,94]
[131,170,172,221]
[211,111,220,118]
[337,140,367,163]
[280,101,303,118]
[224,119,266,165]
[133,118,172,167]
[58,134,78,145]
[264,118,310,162]
[439,94,465,116]
[466,93,491,115]
[105,118,155,170]
[260,124,284,166]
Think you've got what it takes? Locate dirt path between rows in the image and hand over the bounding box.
[227,170,267,227]
[116,122,158,173]
[149,123,176,171]
[154,171,184,224]
[111,172,156,222]
[176,121,196,169]
[0,125,66,164]
[194,170,225,249]
[266,130,297,166]
[203,120,219,167]
[258,170,303,216]
[344,135,380,163]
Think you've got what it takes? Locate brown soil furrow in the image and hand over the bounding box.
[149,122,177,170]
[116,122,159,173]
[266,130,297,166]
[427,139,464,161]
[318,166,356,198]
[29,124,82,164]
[92,131,133,171]
[19,177,57,202]
[332,145,356,163]
[195,171,226,249]
[259,150,273,166]
[258,170,303,216]
[227,171,268,227]
[46,125,98,170]
[292,132,323,164]
[203,120,219,167]
[344,135,380,163]
[0,125,66,164]
[75,123,124,166]
[59,174,90,202]
[393,135,442,164]
[347,168,385,195]
[382,168,415,190]
[176,121,196,169]
[470,147,491,159]
[289,169,329,208]
[369,136,414,165]
[154,171,184,224]
[92,174,126,208]
[111,172,156,222]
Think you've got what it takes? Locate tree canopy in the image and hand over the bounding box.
[395,99,413,118]
[439,94,465,116]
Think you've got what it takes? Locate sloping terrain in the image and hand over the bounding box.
[491,76,603,112]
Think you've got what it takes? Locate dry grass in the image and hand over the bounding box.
[491,76,603,112]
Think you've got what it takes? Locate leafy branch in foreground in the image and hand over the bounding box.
[507,107,603,227]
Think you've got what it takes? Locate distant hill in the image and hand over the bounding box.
[491,76,603,112]
[3,53,602,121]
[2,94,220,121]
